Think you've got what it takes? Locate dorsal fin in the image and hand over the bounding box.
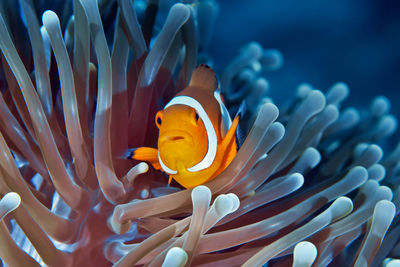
[189,64,217,91]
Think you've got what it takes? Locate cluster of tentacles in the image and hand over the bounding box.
[0,0,399,266]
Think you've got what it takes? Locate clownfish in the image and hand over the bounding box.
[130,64,239,188]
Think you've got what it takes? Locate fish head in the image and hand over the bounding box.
[156,104,208,172]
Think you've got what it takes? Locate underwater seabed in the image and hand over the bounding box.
[0,0,399,266]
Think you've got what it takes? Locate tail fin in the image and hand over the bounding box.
[189,64,218,91]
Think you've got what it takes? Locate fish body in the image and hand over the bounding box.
[131,64,238,188]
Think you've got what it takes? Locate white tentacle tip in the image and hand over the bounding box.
[293,241,317,267]
[377,186,393,202]
[42,10,59,25]
[371,95,390,117]
[137,162,149,173]
[296,83,313,99]
[303,147,321,168]
[107,209,132,235]
[289,173,305,189]
[329,196,353,221]
[126,162,149,183]
[0,192,21,220]
[214,193,240,217]
[214,195,232,217]
[353,143,369,159]
[367,164,386,181]
[162,247,188,267]
[327,82,349,104]
[191,185,212,203]
[226,193,240,213]
[372,200,396,235]
[384,258,400,267]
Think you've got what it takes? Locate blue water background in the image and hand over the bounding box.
[210,0,400,120]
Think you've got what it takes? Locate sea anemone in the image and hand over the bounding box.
[0,0,399,266]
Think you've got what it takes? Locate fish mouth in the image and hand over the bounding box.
[159,130,193,145]
[165,136,184,142]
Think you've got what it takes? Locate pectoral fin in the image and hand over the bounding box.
[129,147,161,170]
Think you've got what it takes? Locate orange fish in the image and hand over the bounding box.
[130,64,239,188]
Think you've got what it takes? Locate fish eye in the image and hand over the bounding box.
[155,111,163,127]
[195,112,200,121]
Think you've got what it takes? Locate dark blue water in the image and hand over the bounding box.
[210,0,400,119]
